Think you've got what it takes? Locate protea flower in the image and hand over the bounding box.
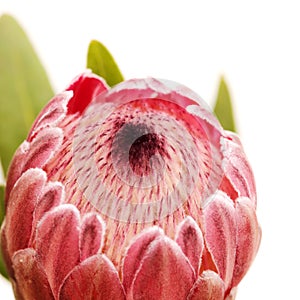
[1,72,261,300]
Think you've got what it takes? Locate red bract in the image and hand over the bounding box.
[1,72,261,300]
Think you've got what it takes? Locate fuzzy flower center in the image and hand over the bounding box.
[113,122,165,177]
[69,97,221,225]
[44,90,224,267]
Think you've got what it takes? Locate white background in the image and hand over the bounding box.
[0,1,299,299]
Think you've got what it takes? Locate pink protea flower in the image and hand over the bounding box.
[1,72,261,300]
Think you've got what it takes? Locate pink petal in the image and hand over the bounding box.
[5,169,47,257]
[105,78,222,144]
[187,271,225,300]
[0,225,13,277]
[231,197,261,288]
[106,77,208,110]
[33,181,64,226]
[28,91,71,141]
[79,213,105,261]
[221,135,257,205]
[66,72,108,115]
[185,104,223,145]
[219,175,239,201]
[203,191,236,288]
[176,216,204,275]
[12,248,54,300]
[23,127,63,171]
[5,141,29,201]
[35,204,80,297]
[122,227,163,293]
[129,236,195,300]
[59,254,125,300]
[5,127,63,203]
[30,181,64,246]
[106,77,199,106]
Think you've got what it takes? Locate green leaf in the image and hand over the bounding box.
[0,14,54,175]
[87,40,124,87]
[213,77,237,132]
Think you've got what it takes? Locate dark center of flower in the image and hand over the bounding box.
[71,98,218,223]
[113,122,165,177]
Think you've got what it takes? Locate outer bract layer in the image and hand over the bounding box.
[1,72,261,300]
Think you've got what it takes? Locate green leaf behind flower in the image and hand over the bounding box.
[0,14,54,175]
[87,40,124,87]
[213,77,237,132]
[0,15,53,279]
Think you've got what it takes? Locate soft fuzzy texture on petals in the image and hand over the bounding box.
[5,141,30,201]
[221,135,256,204]
[12,249,54,300]
[122,227,163,292]
[187,271,225,300]
[79,213,105,261]
[5,127,62,204]
[129,236,195,300]
[203,191,236,288]
[35,204,80,297]
[28,92,71,140]
[23,127,63,171]
[231,197,261,288]
[32,182,64,226]
[176,216,204,275]
[5,169,47,258]
[2,73,260,300]
[0,225,14,277]
[59,254,125,300]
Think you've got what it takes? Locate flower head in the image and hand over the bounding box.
[1,72,261,299]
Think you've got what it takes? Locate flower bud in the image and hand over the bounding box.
[1,73,261,299]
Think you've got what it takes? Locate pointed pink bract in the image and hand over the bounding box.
[31,181,64,244]
[187,271,225,300]
[28,91,70,140]
[176,216,204,275]
[122,227,163,293]
[221,135,256,204]
[35,204,80,297]
[12,248,54,300]
[129,236,195,300]
[59,254,125,300]
[5,127,62,205]
[231,197,261,288]
[203,191,236,289]
[5,169,47,258]
[5,141,30,201]
[79,213,105,261]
